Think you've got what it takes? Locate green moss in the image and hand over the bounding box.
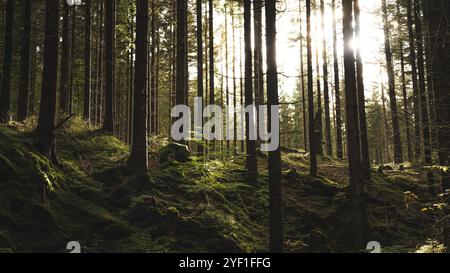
[0,121,441,253]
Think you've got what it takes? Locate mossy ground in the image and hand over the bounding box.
[0,119,444,252]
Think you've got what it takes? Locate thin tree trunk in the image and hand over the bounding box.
[29,38,37,115]
[232,12,237,154]
[84,0,91,122]
[0,0,14,124]
[253,0,264,137]
[103,0,115,133]
[355,0,372,180]
[150,0,156,135]
[18,0,32,121]
[196,0,203,154]
[208,0,214,141]
[397,1,413,162]
[315,13,323,156]
[97,2,104,125]
[299,0,308,152]
[224,4,230,156]
[415,0,433,194]
[69,7,77,115]
[380,77,391,163]
[320,0,332,157]
[332,0,343,159]
[407,0,422,160]
[306,0,317,176]
[382,0,403,165]
[175,0,188,141]
[244,0,258,182]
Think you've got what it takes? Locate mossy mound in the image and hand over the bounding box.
[0,121,440,252]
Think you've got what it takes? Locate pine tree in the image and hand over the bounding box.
[0,0,14,124]
[128,0,149,174]
[37,0,60,161]
[266,0,283,252]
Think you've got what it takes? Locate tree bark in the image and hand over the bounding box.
[83,0,92,122]
[306,0,317,176]
[382,0,404,164]
[354,0,372,180]
[175,0,188,141]
[342,0,368,250]
[37,0,60,161]
[332,0,343,159]
[196,0,203,154]
[0,0,14,124]
[397,0,413,162]
[299,0,308,152]
[426,0,450,191]
[407,0,422,160]
[244,0,258,182]
[266,0,283,253]
[18,0,32,121]
[321,0,333,157]
[254,0,264,137]
[103,0,115,133]
[128,0,149,174]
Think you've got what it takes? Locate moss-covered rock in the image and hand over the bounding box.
[158,143,191,163]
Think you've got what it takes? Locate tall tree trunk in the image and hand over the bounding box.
[314,13,323,156]
[381,78,391,163]
[103,0,115,133]
[426,0,450,249]
[239,26,245,153]
[407,0,422,160]
[414,0,434,194]
[244,0,258,182]
[155,28,160,135]
[175,0,188,140]
[37,0,60,161]
[254,0,264,136]
[232,11,237,154]
[196,0,203,154]
[150,0,156,135]
[208,0,214,106]
[17,0,32,121]
[354,0,372,180]
[83,0,92,122]
[306,0,317,176]
[224,4,230,156]
[128,0,149,174]
[60,3,70,114]
[299,0,308,152]
[320,0,332,157]
[266,0,283,253]
[397,0,413,162]
[69,7,77,115]
[342,0,368,250]
[414,3,430,153]
[29,38,37,115]
[0,0,14,124]
[97,2,104,125]
[422,0,439,154]
[429,0,450,249]
[400,40,413,161]
[332,0,343,159]
[382,0,404,165]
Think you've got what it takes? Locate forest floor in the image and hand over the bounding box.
[0,119,446,253]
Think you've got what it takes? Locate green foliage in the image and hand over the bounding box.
[0,121,445,252]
